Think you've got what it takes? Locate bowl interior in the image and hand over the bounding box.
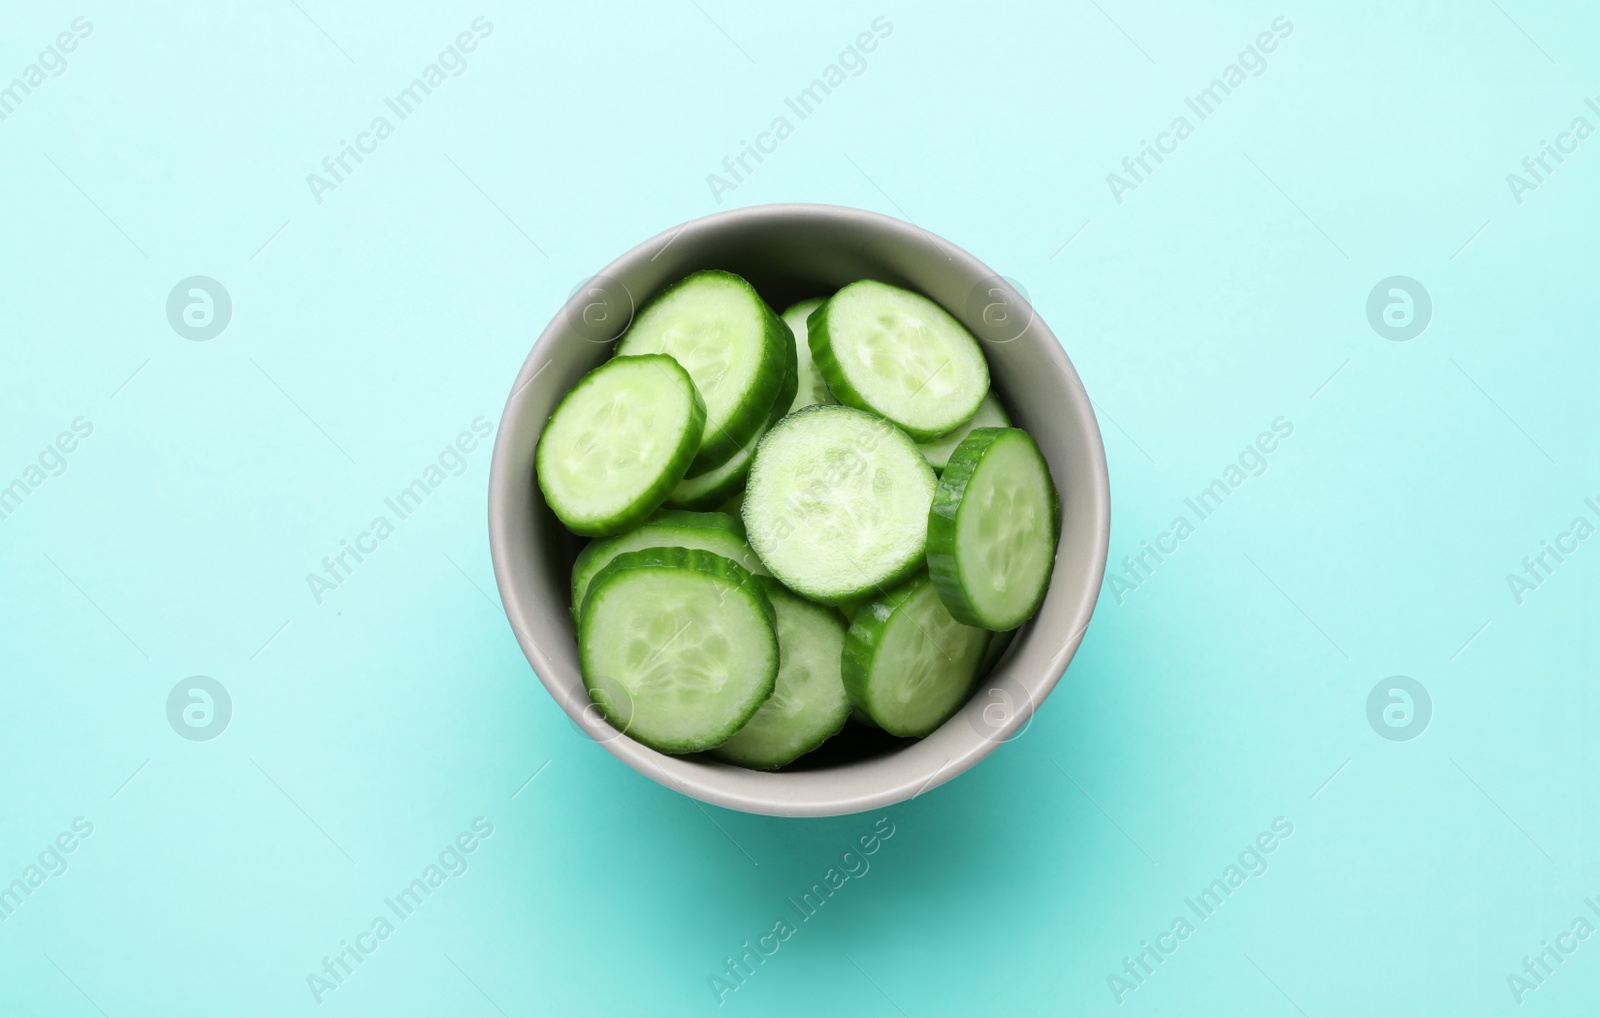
[489,204,1109,816]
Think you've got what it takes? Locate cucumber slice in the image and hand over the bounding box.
[808,280,990,440]
[766,308,801,426]
[742,405,936,605]
[918,392,1011,471]
[842,574,988,737]
[617,270,788,471]
[667,426,760,511]
[535,354,705,537]
[670,336,797,509]
[927,428,1060,630]
[569,510,766,621]
[978,628,1016,677]
[713,579,850,769]
[780,298,835,414]
[578,547,777,753]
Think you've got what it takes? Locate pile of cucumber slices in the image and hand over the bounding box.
[536,270,1060,769]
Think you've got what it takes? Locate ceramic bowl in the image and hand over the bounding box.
[488,203,1109,817]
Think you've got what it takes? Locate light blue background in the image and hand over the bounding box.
[3,1,1597,1014]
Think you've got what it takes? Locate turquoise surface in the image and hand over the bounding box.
[3,2,1598,1014]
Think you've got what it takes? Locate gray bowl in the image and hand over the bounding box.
[488,203,1110,817]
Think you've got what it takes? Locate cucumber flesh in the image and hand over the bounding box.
[570,511,765,621]
[579,547,777,753]
[842,574,988,737]
[617,270,788,472]
[918,392,1010,471]
[780,298,835,414]
[808,280,989,440]
[743,404,936,605]
[535,354,705,537]
[713,580,850,769]
[926,428,1060,630]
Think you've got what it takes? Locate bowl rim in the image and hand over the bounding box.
[488,202,1111,817]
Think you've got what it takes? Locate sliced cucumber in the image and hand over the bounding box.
[713,579,850,769]
[578,547,777,753]
[808,280,989,440]
[742,404,936,605]
[766,308,800,426]
[918,392,1010,471]
[670,338,796,510]
[535,354,705,537]
[978,628,1016,677]
[569,510,766,621]
[667,426,761,511]
[617,270,788,471]
[780,298,835,414]
[842,574,988,737]
[927,428,1060,630]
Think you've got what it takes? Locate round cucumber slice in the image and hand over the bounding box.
[713,580,850,769]
[535,354,705,537]
[569,510,766,621]
[671,337,797,507]
[842,574,989,737]
[667,426,761,511]
[617,270,788,471]
[978,628,1016,678]
[765,309,800,426]
[578,547,777,753]
[809,280,990,440]
[742,404,936,605]
[918,391,1011,471]
[781,297,835,414]
[927,428,1060,630]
